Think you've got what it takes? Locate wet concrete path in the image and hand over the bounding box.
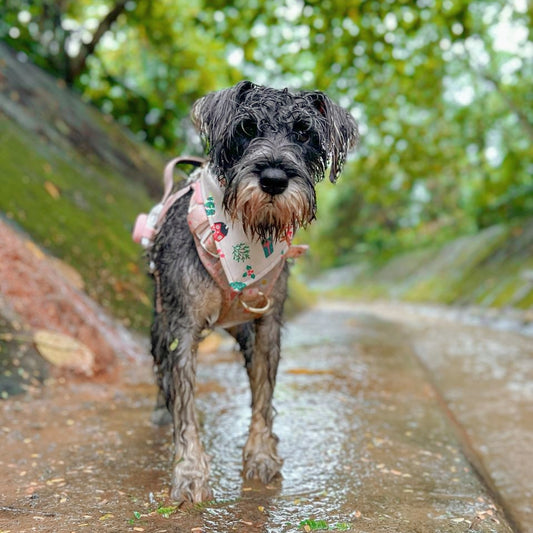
[1,301,529,532]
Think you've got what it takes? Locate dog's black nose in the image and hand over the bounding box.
[259,168,289,196]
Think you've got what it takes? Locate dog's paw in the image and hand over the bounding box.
[170,455,212,504]
[170,478,213,504]
[243,453,283,484]
[243,436,283,483]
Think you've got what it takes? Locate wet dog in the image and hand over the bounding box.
[148,81,358,502]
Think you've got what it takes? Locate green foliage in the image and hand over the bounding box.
[2,0,531,266]
[155,505,179,518]
[299,518,351,530]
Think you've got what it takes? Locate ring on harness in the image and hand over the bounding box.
[239,291,272,314]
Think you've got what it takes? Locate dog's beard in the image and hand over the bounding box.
[224,178,316,241]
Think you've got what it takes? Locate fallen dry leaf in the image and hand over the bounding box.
[286,368,334,376]
[44,180,61,199]
[24,240,46,261]
[33,329,94,376]
[49,257,85,290]
[198,332,225,354]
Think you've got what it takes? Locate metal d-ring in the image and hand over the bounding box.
[200,228,219,258]
[239,291,272,314]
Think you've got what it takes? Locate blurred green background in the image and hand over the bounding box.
[1,0,532,328]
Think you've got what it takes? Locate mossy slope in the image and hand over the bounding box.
[325,221,533,310]
[0,43,165,330]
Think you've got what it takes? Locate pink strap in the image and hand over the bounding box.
[162,155,207,202]
[158,156,207,224]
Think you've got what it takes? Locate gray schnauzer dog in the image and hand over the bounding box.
[148,80,358,503]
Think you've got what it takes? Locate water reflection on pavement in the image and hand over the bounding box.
[1,302,524,532]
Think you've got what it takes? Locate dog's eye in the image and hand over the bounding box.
[238,119,258,138]
[293,121,311,143]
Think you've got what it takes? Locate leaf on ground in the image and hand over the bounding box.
[24,240,46,260]
[156,505,178,518]
[33,329,94,376]
[49,257,85,289]
[299,519,329,530]
[198,332,224,354]
[299,519,352,531]
[286,368,334,376]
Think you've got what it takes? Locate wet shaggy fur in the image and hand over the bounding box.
[148,81,358,503]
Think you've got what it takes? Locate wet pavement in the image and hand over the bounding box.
[1,301,529,532]
[344,301,533,532]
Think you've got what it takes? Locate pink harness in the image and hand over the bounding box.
[133,157,307,328]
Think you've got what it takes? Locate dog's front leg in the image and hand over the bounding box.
[243,313,284,483]
[168,329,212,503]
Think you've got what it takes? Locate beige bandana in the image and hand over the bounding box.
[199,168,293,291]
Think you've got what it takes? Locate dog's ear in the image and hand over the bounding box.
[191,81,256,150]
[306,92,359,183]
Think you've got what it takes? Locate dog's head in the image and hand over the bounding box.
[191,81,358,239]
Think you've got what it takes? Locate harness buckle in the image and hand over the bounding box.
[133,202,163,248]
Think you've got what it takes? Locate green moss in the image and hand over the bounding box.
[372,247,439,283]
[401,278,452,303]
[516,288,533,308]
[322,283,389,301]
[0,118,154,330]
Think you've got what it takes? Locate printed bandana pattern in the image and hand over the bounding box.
[200,169,293,292]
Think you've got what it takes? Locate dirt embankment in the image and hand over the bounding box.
[0,42,164,387]
[0,217,147,390]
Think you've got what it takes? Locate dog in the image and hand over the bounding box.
[146,80,358,503]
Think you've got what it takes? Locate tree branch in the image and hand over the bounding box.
[67,0,128,84]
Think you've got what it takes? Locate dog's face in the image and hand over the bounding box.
[191,81,358,240]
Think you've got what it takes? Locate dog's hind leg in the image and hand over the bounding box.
[242,311,284,483]
[150,387,172,426]
[227,322,255,365]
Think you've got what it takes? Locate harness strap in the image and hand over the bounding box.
[159,156,207,223]
[132,156,207,249]
[134,156,308,329]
